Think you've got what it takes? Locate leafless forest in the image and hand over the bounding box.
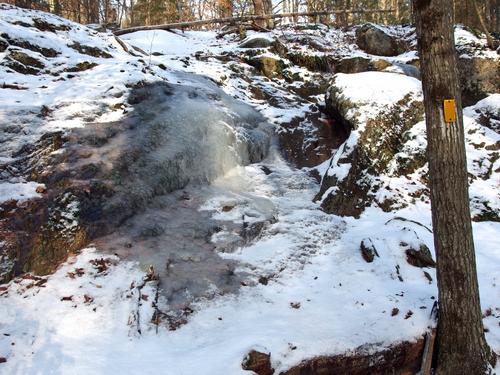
[4,0,499,34]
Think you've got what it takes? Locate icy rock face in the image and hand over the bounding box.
[64,75,272,228]
[0,74,272,282]
[91,76,271,221]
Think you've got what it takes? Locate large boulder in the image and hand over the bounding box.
[315,72,424,217]
[239,36,274,49]
[356,24,406,57]
[246,55,287,79]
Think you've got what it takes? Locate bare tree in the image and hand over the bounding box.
[413,0,497,373]
[472,0,495,48]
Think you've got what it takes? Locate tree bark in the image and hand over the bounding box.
[413,0,497,374]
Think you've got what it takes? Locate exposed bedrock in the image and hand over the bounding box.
[315,76,425,218]
[242,338,425,375]
[282,338,425,375]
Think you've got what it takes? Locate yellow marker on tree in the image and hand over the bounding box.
[443,99,457,123]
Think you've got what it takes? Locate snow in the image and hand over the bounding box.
[121,29,219,56]
[1,4,499,374]
[333,71,422,108]
[0,181,44,202]
[0,3,183,161]
[0,156,437,375]
[454,25,499,59]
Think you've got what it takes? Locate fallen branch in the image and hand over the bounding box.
[114,9,394,36]
[420,329,437,375]
[114,35,129,52]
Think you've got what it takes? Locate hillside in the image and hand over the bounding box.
[0,4,499,374]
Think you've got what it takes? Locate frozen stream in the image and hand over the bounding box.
[72,72,342,322]
[95,142,341,323]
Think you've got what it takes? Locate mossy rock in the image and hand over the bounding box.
[64,61,98,72]
[325,82,358,133]
[287,52,334,72]
[361,96,424,174]
[318,95,424,217]
[3,50,44,74]
[1,32,58,57]
[393,150,427,176]
[335,57,392,74]
[25,226,87,275]
[247,55,287,79]
[69,42,112,58]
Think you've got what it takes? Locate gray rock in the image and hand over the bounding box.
[392,62,421,79]
[239,37,273,49]
[356,24,405,57]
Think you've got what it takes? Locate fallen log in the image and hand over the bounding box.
[114,9,394,36]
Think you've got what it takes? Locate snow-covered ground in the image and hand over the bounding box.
[1,4,499,374]
[0,153,437,375]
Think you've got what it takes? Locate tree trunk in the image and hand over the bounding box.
[496,0,500,31]
[472,0,495,48]
[218,0,233,18]
[263,0,274,28]
[253,0,265,27]
[413,0,497,374]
